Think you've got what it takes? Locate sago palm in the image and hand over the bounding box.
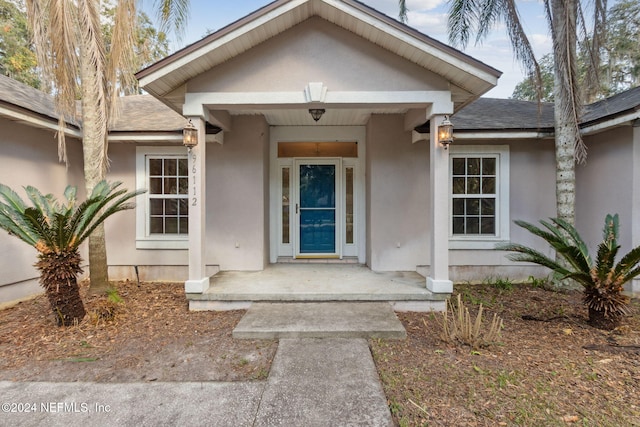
[25,0,189,293]
[498,214,640,329]
[0,181,143,326]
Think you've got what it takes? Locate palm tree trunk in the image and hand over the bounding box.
[36,251,85,326]
[551,0,581,290]
[79,37,110,294]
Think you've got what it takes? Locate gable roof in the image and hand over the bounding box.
[1,73,638,138]
[136,0,501,113]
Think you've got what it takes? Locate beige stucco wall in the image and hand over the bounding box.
[450,139,557,281]
[104,115,270,280]
[366,114,429,271]
[0,117,84,301]
[576,126,633,252]
[188,17,448,93]
[207,115,270,270]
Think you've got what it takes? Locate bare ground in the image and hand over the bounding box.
[0,280,277,382]
[371,282,640,426]
[1,280,639,426]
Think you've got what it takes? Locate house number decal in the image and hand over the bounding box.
[191,151,198,207]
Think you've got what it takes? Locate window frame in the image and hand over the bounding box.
[449,145,510,249]
[136,146,189,249]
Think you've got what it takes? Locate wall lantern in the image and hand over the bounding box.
[309,108,325,122]
[438,115,454,149]
[183,119,198,148]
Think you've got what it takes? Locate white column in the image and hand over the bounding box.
[427,115,453,293]
[184,116,210,293]
[630,119,640,295]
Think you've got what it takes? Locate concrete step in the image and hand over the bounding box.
[232,302,407,339]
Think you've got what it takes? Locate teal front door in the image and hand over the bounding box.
[295,159,340,257]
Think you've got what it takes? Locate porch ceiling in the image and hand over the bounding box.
[225,107,407,126]
[136,0,501,116]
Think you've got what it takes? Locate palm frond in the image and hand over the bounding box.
[107,0,138,118]
[24,186,55,224]
[614,245,640,280]
[448,0,479,48]
[154,0,189,41]
[0,183,28,214]
[76,188,145,246]
[0,208,40,246]
[23,207,56,251]
[501,0,541,95]
[398,0,408,23]
[497,242,569,275]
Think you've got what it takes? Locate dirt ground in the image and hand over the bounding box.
[1,280,639,426]
[371,282,640,426]
[0,280,277,382]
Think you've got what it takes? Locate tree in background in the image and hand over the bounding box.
[25,0,187,294]
[600,0,640,96]
[101,1,169,95]
[512,0,640,103]
[0,0,39,88]
[1,0,169,93]
[511,54,556,102]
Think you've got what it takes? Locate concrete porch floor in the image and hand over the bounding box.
[187,264,448,312]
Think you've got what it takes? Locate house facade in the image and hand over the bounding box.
[1,0,639,305]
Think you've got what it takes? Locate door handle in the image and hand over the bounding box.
[296,204,299,214]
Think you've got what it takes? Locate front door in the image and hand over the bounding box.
[295,159,341,257]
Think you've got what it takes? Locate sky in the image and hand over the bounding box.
[141,0,553,99]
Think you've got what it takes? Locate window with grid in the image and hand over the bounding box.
[147,156,189,235]
[449,146,509,249]
[451,156,497,236]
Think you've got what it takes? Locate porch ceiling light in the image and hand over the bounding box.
[438,116,454,149]
[183,119,198,148]
[309,108,325,122]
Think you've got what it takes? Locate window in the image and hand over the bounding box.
[449,146,509,249]
[136,147,189,249]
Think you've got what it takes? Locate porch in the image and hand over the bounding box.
[187,264,449,312]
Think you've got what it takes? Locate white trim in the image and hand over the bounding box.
[415,131,554,141]
[135,146,189,249]
[448,145,510,250]
[0,106,82,138]
[184,90,453,112]
[269,126,366,264]
[581,111,640,135]
[109,134,183,143]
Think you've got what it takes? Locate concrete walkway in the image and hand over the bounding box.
[1,302,400,426]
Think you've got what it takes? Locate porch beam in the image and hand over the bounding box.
[184,116,210,294]
[207,109,232,132]
[427,114,453,294]
[184,90,453,110]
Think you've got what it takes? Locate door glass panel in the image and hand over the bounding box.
[345,167,354,244]
[299,164,336,254]
[282,167,290,244]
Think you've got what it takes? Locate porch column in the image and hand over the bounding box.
[427,115,453,293]
[184,115,210,293]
